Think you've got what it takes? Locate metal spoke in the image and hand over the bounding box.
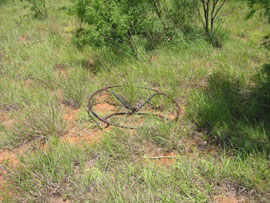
[87,85,181,129]
[110,90,132,111]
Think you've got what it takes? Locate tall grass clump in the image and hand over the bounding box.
[61,67,91,108]
[1,93,66,147]
[187,66,270,153]
[8,140,84,202]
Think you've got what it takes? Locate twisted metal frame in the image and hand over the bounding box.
[88,85,181,129]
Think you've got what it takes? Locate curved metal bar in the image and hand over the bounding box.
[87,85,181,129]
[103,112,169,121]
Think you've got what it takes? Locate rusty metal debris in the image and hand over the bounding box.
[88,85,181,129]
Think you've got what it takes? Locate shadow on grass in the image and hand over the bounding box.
[189,64,270,153]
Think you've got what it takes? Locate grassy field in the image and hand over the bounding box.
[0,0,270,202]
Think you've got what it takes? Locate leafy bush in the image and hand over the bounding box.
[246,0,270,23]
[0,0,8,7]
[246,0,270,50]
[23,0,49,19]
[187,68,270,152]
[71,0,198,54]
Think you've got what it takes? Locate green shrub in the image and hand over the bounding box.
[9,98,65,146]
[187,69,270,153]
[0,0,8,7]
[246,0,270,23]
[71,0,198,54]
[23,0,49,19]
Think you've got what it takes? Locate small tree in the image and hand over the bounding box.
[197,0,226,37]
[24,0,49,19]
[71,0,198,55]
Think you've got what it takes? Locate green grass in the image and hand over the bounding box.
[187,68,270,152]
[6,133,270,202]
[0,0,270,202]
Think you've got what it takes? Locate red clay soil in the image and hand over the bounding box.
[25,79,33,87]
[62,107,109,146]
[92,92,117,114]
[0,145,30,198]
[47,196,70,203]
[0,110,15,130]
[0,110,10,123]
[214,195,249,203]
[93,103,116,114]
[63,107,80,125]
[0,151,18,193]
[0,111,14,195]
[1,119,14,129]
[153,151,177,165]
[96,92,111,102]
[61,128,103,146]
[143,142,177,166]
[20,36,27,42]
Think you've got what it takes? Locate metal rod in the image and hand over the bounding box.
[87,85,181,129]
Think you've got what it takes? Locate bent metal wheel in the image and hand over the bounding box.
[88,85,181,129]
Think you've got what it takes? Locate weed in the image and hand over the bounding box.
[1,93,66,148]
[187,68,270,152]
[61,67,91,108]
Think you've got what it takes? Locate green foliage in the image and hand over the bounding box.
[23,0,49,19]
[246,0,270,50]
[246,0,270,23]
[252,64,270,113]
[261,35,270,50]
[71,0,198,54]
[0,0,8,7]
[187,68,270,152]
[197,0,227,47]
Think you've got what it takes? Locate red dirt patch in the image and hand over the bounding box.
[93,103,116,114]
[0,151,19,168]
[1,120,14,129]
[20,36,28,42]
[62,107,108,146]
[214,195,249,203]
[143,142,177,166]
[61,128,103,146]
[0,110,14,129]
[93,92,116,111]
[0,150,19,195]
[153,152,177,165]
[96,92,110,101]
[47,196,69,203]
[0,110,9,123]
[0,144,30,197]
[64,107,80,130]
[25,79,34,86]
